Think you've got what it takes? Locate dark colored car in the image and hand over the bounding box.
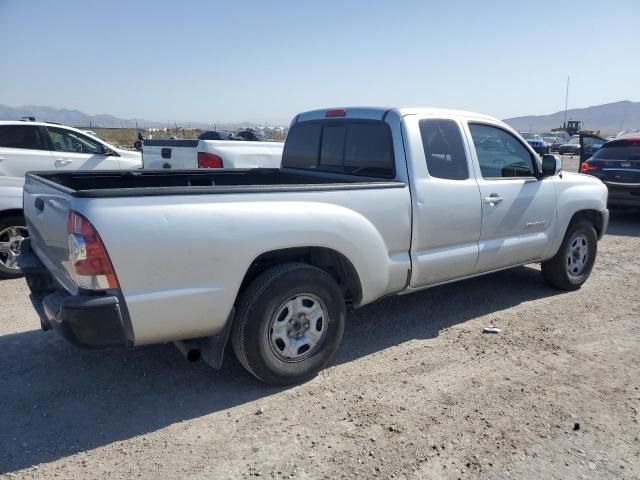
[580,137,640,207]
[198,130,243,141]
[559,136,581,155]
[236,129,269,141]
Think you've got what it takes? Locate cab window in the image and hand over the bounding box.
[419,119,469,180]
[47,127,103,154]
[469,123,536,178]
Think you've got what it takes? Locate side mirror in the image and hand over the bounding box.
[541,154,562,177]
[101,145,115,156]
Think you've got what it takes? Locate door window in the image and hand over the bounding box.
[47,127,103,154]
[419,119,469,180]
[0,125,49,150]
[469,123,536,178]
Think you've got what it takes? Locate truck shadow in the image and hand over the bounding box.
[0,265,560,473]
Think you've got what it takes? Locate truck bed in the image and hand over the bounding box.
[26,169,405,198]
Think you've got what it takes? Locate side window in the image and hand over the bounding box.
[419,119,469,180]
[468,123,535,178]
[47,127,103,154]
[0,125,48,150]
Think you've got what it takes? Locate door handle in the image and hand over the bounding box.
[0,156,5,161]
[484,194,503,205]
[55,159,73,167]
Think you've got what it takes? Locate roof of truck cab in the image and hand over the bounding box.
[295,107,500,123]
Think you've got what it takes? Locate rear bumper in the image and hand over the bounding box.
[33,291,126,349]
[19,239,128,349]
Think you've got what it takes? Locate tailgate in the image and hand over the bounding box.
[142,139,198,169]
[23,175,77,293]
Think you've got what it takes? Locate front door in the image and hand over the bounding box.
[46,126,121,170]
[466,123,556,272]
[407,116,482,286]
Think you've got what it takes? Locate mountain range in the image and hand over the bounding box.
[503,100,640,134]
[1,101,639,133]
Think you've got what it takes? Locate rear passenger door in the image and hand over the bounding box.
[466,123,556,272]
[0,124,53,177]
[406,117,483,286]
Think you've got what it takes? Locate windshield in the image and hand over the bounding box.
[520,132,534,139]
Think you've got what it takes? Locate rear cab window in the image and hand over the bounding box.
[282,120,395,179]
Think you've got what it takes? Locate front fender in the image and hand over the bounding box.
[545,172,608,258]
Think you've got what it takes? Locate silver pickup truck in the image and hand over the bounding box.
[19,107,609,385]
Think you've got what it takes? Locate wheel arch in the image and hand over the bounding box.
[237,246,363,307]
[567,209,606,239]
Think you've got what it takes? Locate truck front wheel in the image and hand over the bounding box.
[231,263,346,385]
[541,219,597,291]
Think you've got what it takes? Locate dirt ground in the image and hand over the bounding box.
[1,156,638,479]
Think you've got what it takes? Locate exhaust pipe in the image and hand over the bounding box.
[173,340,201,362]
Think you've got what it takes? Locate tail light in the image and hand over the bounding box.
[67,211,119,290]
[580,162,600,174]
[197,152,224,168]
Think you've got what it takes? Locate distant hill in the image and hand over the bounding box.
[503,100,640,134]
[0,104,263,130]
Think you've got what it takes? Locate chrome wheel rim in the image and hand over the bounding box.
[566,233,589,278]
[269,294,328,362]
[0,226,28,271]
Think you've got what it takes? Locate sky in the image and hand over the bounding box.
[0,0,638,125]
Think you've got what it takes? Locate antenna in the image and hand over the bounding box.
[563,76,570,128]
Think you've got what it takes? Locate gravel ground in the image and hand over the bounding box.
[1,157,638,479]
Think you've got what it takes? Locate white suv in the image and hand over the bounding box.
[0,120,141,177]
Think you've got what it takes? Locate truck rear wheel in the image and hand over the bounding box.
[231,263,345,385]
[541,219,597,291]
[0,215,28,279]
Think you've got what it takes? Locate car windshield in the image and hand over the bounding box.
[533,135,543,141]
[568,138,580,144]
[520,132,534,139]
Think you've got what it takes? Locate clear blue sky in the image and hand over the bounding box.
[1,0,638,124]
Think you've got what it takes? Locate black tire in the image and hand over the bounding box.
[231,263,346,385]
[541,219,597,291]
[0,215,27,279]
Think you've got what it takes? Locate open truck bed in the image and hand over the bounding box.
[28,168,404,198]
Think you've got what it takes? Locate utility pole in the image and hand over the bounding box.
[563,76,570,128]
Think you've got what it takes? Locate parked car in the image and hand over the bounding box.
[541,133,563,152]
[0,121,140,277]
[0,120,141,177]
[580,137,640,207]
[142,134,284,169]
[19,106,608,385]
[559,136,581,155]
[520,132,547,155]
[235,129,271,141]
[0,176,26,278]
